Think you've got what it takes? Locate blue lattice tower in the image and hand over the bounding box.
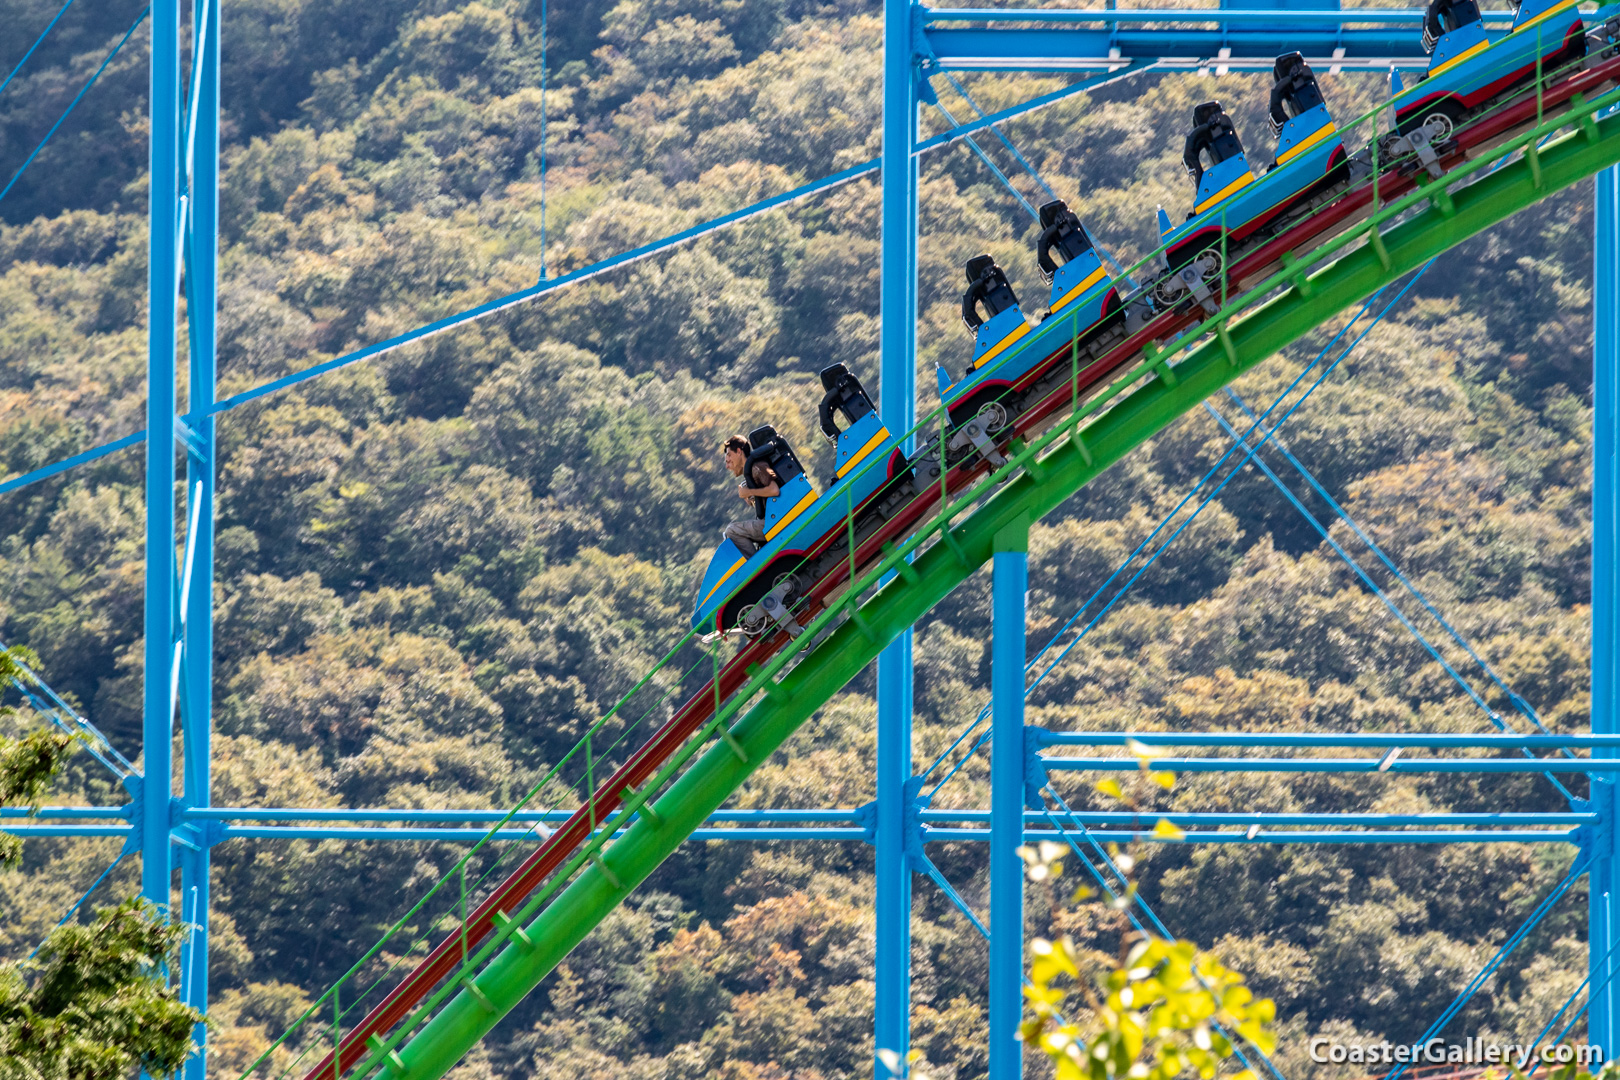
[1590,162,1620,1057]
[140,0,222,1073]
[877,0,921,1065]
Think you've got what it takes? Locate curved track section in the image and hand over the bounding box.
[301,87,1620,1080]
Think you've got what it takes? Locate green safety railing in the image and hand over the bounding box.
[249,24,1620,1080]
[240,644,710,1078]
[905,14,1604,474]
[362,77,1620,1080]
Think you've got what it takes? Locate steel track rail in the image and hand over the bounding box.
[352,79,1620,1080]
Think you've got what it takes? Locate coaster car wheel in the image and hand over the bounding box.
[1152,248,1223,306]
[977,400,1010,436]
[737,603,769,638]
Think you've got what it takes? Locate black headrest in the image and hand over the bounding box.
[962,254,1020,330]
[1036,199,1094,278]
[965,254,998,283]
[1193,101,1226,126]
[748,424,777,450]
[1274,52,1307,81]
[819,364,874,439]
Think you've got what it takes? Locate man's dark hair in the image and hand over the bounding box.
[723,435,751,455]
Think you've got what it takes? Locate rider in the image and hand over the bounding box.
[721,434,781,558]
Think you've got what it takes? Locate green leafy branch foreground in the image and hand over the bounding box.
[1016,766,1278,1080]
[0,645,74,871]
[1024,926,1275,1080]
[874,826,1279,1080]
[1011,764,1602,1080]
[0,646,206,1079]
[0,898,205,1080]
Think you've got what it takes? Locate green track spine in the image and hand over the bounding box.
[377,107,1620,1080]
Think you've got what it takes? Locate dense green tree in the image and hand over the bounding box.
[0,898,204,1080]
[0,648,203,1077]
[0,647,76,869]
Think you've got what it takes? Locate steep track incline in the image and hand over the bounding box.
[311,87,1620,1080]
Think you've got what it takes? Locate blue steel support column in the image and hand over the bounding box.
[989,518,1029,1080]
[179,0,219,1074]
[1591,163,1620,1061]
[877,0,919,1074]
[142,0,179,926]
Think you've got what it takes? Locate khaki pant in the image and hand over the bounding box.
[724,518,767,557]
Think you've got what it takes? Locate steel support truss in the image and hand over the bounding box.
[1590,161,1620,1060]
[0,5,1614,1080]
[876,5,1620,1077]
[138,0,220,1075]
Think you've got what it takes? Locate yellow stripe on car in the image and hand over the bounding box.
[1510,0,1579,37]
[701,557,748,607]
[1274,121,1338,166]
[1431,38,1491,78]
[1193,169,1255,215]
[1049,265,1110,312]
[835,426,890,479]
[968,319,1032,373]
[765,487,819,540]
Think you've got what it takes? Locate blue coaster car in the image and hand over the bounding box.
[1158,56,1348,295]
[690,365,906,637]
[1393,0,1585,136]
[1039,200,1118,325]
[937,201,1120,430]
[942,254,1031,415]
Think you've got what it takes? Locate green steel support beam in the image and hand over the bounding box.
[377,108,1620,1080]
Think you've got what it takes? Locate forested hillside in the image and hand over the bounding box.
[0,1,1598,1078]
